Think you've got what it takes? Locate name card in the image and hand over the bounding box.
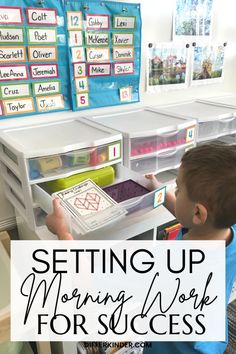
[73,62,86,78]
[30,64,58,79]
[85,32,109,46]
[0,46,26,63]
[114,62,134,75]
[28,46,57,62]
[113,46,134,61]
[26,8,57,25]
[86,47,110,63]
[33,80,60,96]
[27,27,57,44]
[67,11,82,30]
[0,83,30,99]
[86,14,109,30]
[88,63,111,77]
[36,94,64,111]
[0,102,3,116]
[3,97,34,115]
[113,16,136,29]
[112,33,134,46]
[71,47,85,63]
[75,77,88,93]
[0,6,23,24]
[0,27,24,43]
[0,64,28,81]
[68,30,83,46]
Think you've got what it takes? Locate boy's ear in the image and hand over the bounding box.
[192,203,208,225]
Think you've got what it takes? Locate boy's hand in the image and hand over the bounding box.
[145,174,161,190]
[45,198,73,240]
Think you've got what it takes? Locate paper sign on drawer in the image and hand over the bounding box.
[186,126,195,143]
[154,186,166,208]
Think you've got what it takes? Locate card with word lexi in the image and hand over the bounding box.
[65,0,141,111]
[0,0,70,119]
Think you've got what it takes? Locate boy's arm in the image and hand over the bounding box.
[46,198,73,240]
[145,174,176,217]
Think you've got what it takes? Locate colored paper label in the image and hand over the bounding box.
[68,30,83,46]
[27,27,57,44]
[114,62,134,75]
[112,33,134,46]
[33,80,60,96]
[71,47,85,63]
[67,11,83,30]
[86,47,110,62]
[85,32,109,46]
[86,14,109,30]
[186,126,196,143]
[3,97,34,115]
[76,93,89,108]
[88,63,111,77]
[0,64,28,81]
[36,94,64,111]
[0,83,30,99]
[28,46,58,62]
[119,86,132,102]
[75,77,88,93]
[113,16,136,29]
[26,8,57,25]
[0,102,3,115]
[0,6,23,24]
[30,64,58,79]
[73,62,86,78]
[113,46,134,61]
[0,27,24,44]
[108,142,121,160]
[0,46,26,63]
[154,187,166,208]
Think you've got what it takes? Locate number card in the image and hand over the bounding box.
[88,63,111,77]
[119,86,132,102]
[0,64,28,81]
[71,47,85,63]
[68,30,83,46]
[76,93,89,108]
[2,97,34,115]
[186,126,195,143]
[114,62,134,75]
[27,27,57,44]
[85,32,109,46]
[0,27,24,44]
[86,14,109,30]
[33,80,60,96]
[75,77,88,93]
[36,94,64,111]
[113,46,134,61]
[86,48,110,62]
[26,8,57,25]
[0,46,26,63]
[0,83,30,99]
[112,33,134,46]
[73,62,86,78]
[154,187,166,208]
[28,46,57,62]
[67,11,82,30]
[0,6,23,24]
[30,64,58,79]
[108,142,121,161]
[113,15,136,29]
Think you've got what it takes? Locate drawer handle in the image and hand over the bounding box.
[157,130,179,137]
[158,149,177,158]
[219,117,235,123]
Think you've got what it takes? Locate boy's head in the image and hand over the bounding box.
[175,143,236,229]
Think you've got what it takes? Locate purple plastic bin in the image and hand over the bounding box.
[103,179,150,203]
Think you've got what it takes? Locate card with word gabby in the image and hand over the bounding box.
[65,0,141,111]
[0,0,70,118]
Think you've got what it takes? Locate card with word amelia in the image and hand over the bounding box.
[0,0,141,119]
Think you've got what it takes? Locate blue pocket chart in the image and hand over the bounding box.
[0,0,70,119]
[64,0,141,111]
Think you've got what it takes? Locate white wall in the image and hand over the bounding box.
[0,0,236,229]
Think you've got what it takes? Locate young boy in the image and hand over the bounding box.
[46,143,236,353]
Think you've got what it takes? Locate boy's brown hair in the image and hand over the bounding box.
[181,142,236,229]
